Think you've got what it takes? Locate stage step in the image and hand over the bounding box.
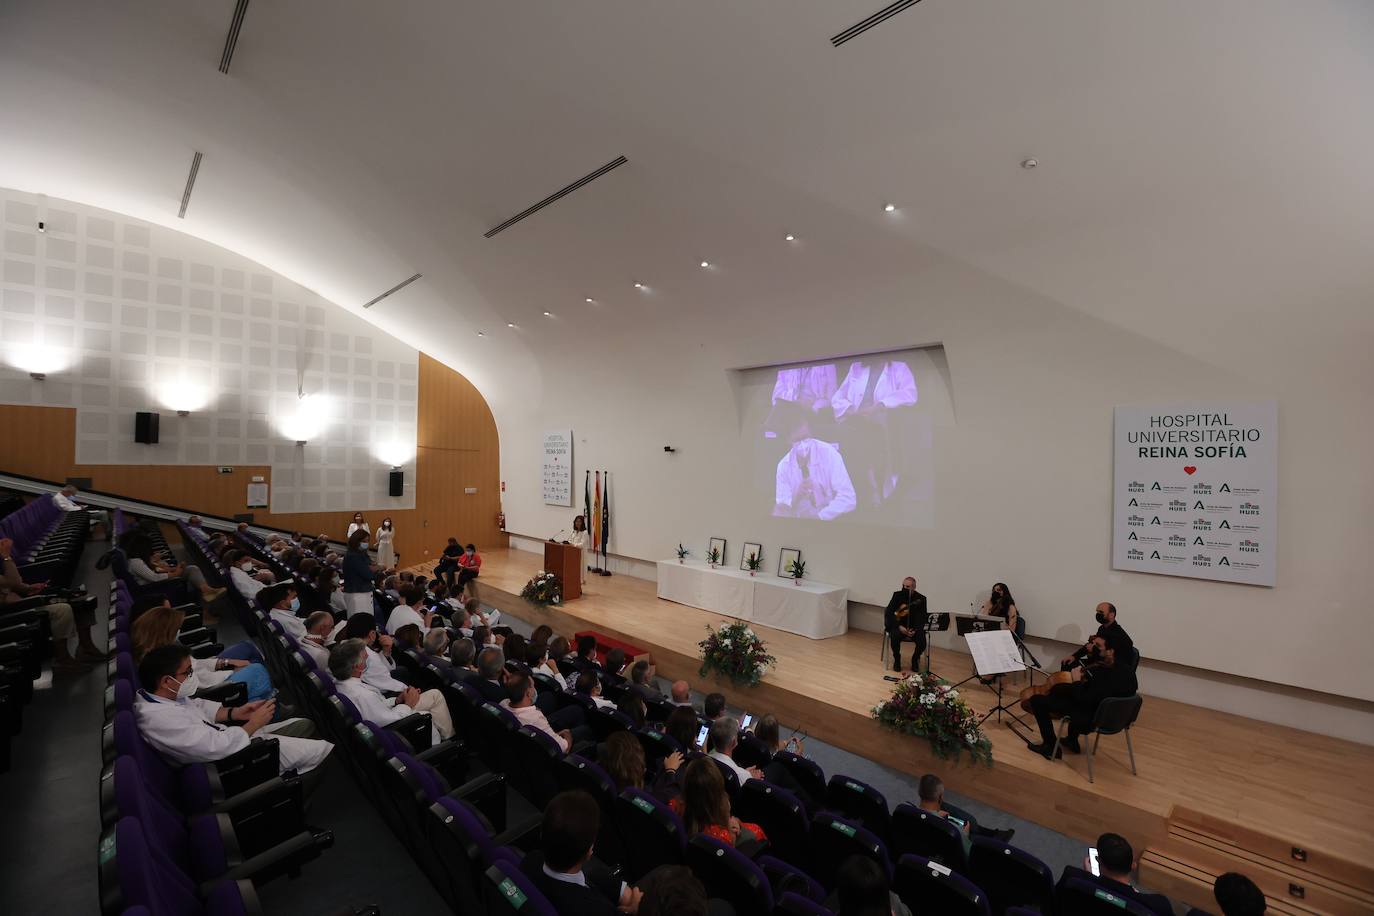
[1140,806,1374,916]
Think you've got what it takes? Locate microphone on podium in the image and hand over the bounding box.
[549,529,566,543]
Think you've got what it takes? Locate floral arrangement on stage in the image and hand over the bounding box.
[519,570,563,607]
[698,620,777,688]
[872,671,993,765]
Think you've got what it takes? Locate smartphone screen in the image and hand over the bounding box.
[1088,847,1100,877]
[741,713,753,731]
[695,724,708,749]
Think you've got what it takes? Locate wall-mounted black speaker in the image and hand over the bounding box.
[134,411,160,444]
[388,469,404,497]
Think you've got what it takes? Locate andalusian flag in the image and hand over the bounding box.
[583,470,591,541]
[592,471,603,558]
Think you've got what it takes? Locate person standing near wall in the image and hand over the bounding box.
[375,517,396,569]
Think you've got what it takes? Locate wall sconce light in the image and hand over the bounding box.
[29,372,45,381]
[295,440,307,447]
[176,410,190,417]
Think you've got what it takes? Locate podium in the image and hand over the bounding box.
[544,541,582,601]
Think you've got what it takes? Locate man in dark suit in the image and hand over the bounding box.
[600,647,628,691]
[1058,833,1173,915]
[523,790,642,915]
[883,576,927,673]
[627,660,664,702]
[471,645,507,704]
[1062,601,1133,669]
[1029,633,1137,759]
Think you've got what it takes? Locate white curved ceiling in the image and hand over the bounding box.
[2,0,1372,419]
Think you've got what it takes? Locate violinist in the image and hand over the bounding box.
[884,575,927,673]
[1027,629,1136,760]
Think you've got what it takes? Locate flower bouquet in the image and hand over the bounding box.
[698,620,777,688]
[872,671,993,765]
[519,570,563,607]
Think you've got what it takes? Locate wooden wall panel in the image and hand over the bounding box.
[0,353,506,565]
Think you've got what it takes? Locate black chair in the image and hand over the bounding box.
[735,780,811,872]
[614,787,687,883]
[894,854,991,916]
[1056,875,1159,916]
[587,705,632,741]
[969,836,1055,915]
[1057,694,1143,783]
[634,727,681,770]
[809,813,890,892]
[553,755,625,870]
[776,891,835,915]
[508,726,562,809]
[687,834,775,913]
[825,774,891,844]
[773,750,827,804]
[891,802,969,875]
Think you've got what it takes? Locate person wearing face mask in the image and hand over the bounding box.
[1028,631,1137,760]
[375,517,396,569]
[134,643,333,775]
[298,611,336,670]
[340,529,376,617]
[226,549,274,602]
[328,639,453,745]
[266,585,309,640]
[130,599,272,701]
[341,612,407,692]
[1061,602,1131,670]
[455,542,482,596]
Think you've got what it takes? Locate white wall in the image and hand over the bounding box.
[499,243,1374,707]
[0,189,419,512]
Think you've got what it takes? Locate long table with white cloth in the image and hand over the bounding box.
[655,560,848,639]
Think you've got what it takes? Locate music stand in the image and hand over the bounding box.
[962,630,1036,732]
[920,613,950,676]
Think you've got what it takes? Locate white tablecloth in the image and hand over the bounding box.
[656,560,848,639]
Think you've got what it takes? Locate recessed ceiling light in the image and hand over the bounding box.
[784,233,796,242]
[507,322,516,328]
[700,261,711,269]
[633,282,645,290]
[584,297,595,304]
[476,331,484,337]
[543,311,552,317]
[1021,158,1038,169]
[883,203,896,213]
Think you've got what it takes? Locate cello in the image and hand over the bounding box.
[1017,669,1075,712]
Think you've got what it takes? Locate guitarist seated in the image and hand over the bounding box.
[1027,633,1136,760]
[884,576,927,673]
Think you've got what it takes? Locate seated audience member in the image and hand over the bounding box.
[328,639,453,743]
[528,642,567,689]
[524,790,646,915]
[670,679,693,708]
[706,716,762,784]
[266,585,308,640]
[224,549,274,602]
[449,606,471,636]
[341,612,407,692]
[136,644,332,776]
[916,773,1014,845]
[455,542,482,593]
[665,705,702,752]
[422,628,453,672]
[829,853,912,916]
[386,585,435,636]
[0,536,104,671]
[751,714,816,808]
[392,623,422,653]
[549,633,573,666]
[703,692,727,721]
[602,731,683,803]
[464,595,500,628]
[618,692,648,730]
[296,556,320,581]
[575,670,616,710]
[316,567,347,616]
[433,537,463,589]
[1058,833,1172,916]
[1191,872,1266,916]
[572,633,600,672]
[638,865,714,916]
[123,531,225,604]
[500,669,588,753]
[381,575,402,604]
[131,601,272,702]
[670,757,767,851]
[529,623,554,647]
[472,646,508,702]
[298,610,335,669]
[131,594,261,664]
[52,483,111,534]
[449,637,479,678]
[503,633,530,673]
[628,659,664,701]
[601,647,628,689]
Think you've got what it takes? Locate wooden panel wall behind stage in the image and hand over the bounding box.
[0,353,505,563]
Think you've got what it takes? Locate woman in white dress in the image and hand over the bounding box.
[568,514,589,584]
[375,517,396,569]
[346,512,370,541]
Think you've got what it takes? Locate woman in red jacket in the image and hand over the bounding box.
[455,543,481,596]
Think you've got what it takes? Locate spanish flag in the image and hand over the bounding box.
[592,471,603,564]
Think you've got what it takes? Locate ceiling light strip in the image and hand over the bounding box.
[218,0,251,74]
[177,151,203,219]
[483,155,629,238]
[362,272,423,309]
[831,0,922,47]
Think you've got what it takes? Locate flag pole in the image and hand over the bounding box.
[600,471,612,576]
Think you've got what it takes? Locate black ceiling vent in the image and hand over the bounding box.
[831,0,923,47]
[218,0,251,74]
[483,155,628,238]
[362,273,423,309]
[178,151,203,219]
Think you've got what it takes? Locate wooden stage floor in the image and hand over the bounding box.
[420,548,1374,868]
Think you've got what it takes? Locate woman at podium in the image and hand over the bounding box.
[567,515,588,583]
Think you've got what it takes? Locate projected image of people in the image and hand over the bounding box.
[767,356,922,525]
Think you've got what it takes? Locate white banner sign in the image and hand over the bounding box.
[542,429,573,506]
[1113,402,1277,586]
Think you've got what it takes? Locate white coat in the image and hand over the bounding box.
[134,692,332,773]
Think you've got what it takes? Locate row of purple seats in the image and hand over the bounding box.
[0,493,87,585]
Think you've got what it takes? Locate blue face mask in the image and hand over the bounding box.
[290,597,301,612]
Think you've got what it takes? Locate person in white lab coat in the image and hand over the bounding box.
[266,586,309,640]
[340,612,407,692]
[327,639,453,743]
[386,586,436,637]
[298,611,336,671]
[772,405,856,521]
[134,644,332,775]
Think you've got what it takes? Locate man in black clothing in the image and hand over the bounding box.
[883,576,927,673]
[523,790,642,915]
[1029,634,1136,759]
[1062,602,1133,669]
[1058,833,1173,915]
[432,537,464,588]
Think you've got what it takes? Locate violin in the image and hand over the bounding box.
[1017,670,1074,712]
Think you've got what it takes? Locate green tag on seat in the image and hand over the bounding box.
[845,780,864,793]
[98,833,116,865]
[831,821,857,838]
[1094,889,1127,908]
[632,796,655,814]
[498,878,527,907]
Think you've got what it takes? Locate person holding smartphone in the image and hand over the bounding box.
[752,714,817,810]
[916,774,1015,848]
[1057,833,1174,915]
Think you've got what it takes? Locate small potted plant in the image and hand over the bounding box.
[706,546,721,568]
[744,552,762,576]
[787,557,806,584]
[676,543,689,564]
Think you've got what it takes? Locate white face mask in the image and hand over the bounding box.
[240,562,254,572]
[171,670,198,700]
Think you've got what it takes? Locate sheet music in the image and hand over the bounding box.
[965,629,1025,676]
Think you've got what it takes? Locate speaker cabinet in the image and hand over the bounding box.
[134,411,160,444]
[388,469,404,497]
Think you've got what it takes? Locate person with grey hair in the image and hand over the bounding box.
[52,484,111,536]
[450,637,478,676]
[472,645,507,703]
[707,716,762,785]
[328,639,453,743]
[422,628,454,675]
[298,610,334,670]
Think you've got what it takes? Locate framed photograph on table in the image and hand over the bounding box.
[777,547,801,578]
[708,537,727,565]
[740,542,763,572]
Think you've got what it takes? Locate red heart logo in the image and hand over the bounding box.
[1183,466,1197,475]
